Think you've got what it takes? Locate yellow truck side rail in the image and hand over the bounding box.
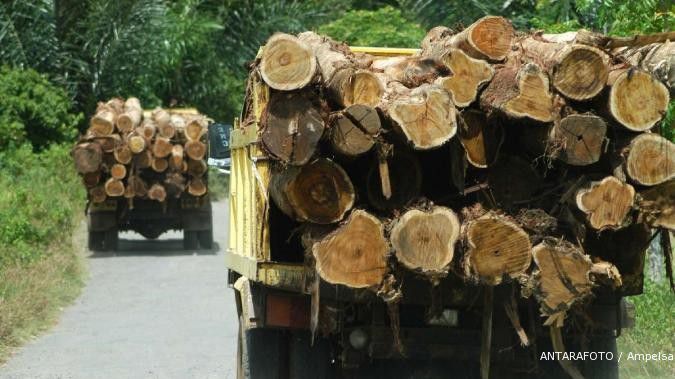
[226,46,416,289]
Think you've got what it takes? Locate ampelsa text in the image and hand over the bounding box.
[625,352,674,361]
[540,352,614,361]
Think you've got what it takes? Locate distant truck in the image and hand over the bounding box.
[225,46,635,379]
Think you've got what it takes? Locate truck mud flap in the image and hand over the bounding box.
[88,211,117,231]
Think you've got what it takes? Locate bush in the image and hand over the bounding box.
[0,67,82,151]
[318,6,425,47]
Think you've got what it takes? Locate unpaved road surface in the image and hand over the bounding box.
[1,200,237,379]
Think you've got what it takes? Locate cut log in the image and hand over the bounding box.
[113,144,133,164]
[152,137,173,158]
[421,16,515,61]
[170,144,184,170]
[185,118,207,141]
[123,183,135,199]
[134,149,152,169]
[376,56,448,88]
[260,33,317,91]
[543,29,675,49]
[89,186,107,203]
[157,120,176,139]
[94,135,120,153]
[151,157,168,173]
[366,150,422,211]
[187,177,207,197]
[88,102,117,136]
[638,180,675,230]
[261,91,325,165]
[140,120,157,140]
[463,212,532,285]
[104,178,125,197]
[72,142,102,174]
[382,83,457,150]
[458,109,503,168]
[608,68,670,131]
[187,158,208,177]
[110,163,127,180]
[148,183,167,202]
[311,209,388,288]
[615,41,674,89]
[164,172,187,197]
[480,63,555,122]
[298,31,383,107]
[433,48,494,107]
[82,171,101,188]
[270,158,355,224]
[329,104,380,156]
[185,140,206,161]
[117,97,142,133]
[129,176,148,197]
[550,114,607,166]
[575,176,635,230]
[519,38,609,100]
[625,133,675,186]
[152,107,173,137]
[390,206,460,275]
[128,135,146,154]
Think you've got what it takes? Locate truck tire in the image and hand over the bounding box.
[238,324,288,379]
[183,230,199,250]
[104,229,118,251]
[88,231,105,252]
[289,331,336,379]
[198,229,213,249]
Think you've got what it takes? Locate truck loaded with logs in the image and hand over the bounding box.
[72,102,222,251]
[225,16,673,379]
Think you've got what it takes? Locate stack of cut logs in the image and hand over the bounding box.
[249,16,674,327]
[72,98,210,204]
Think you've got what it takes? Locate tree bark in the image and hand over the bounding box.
[188,177,207,196]
[259,33,317,91]
[148,183,167,202]
[390,205,460,276]
[463,212,532,285]
[373,56,447,88]
[625,133,675,186]
[380,83,457,150]
[550,114,607,166]
[480,63,556,122]
[366,149,422,211]
[152,137,173,158]
[433,48,494,107]
[608,68,670,131]
[110,163,127,180]
[615,40,674,89]
[270,158,355,224]
[311,209,389,288]
[117,97,142,133]
[458,109,503,168]
[420,16,515,61]
[104,178,125,197]
[170,144,184,170]
[638,180,675,230]
[72,142,102,174]
[329,104,380,157]
[261,91,326,165]
[575,176,635,230]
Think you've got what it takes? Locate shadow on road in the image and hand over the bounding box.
[89,238,220,258]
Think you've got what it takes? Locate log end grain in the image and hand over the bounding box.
[554,114,607,166]
[148,183,167,202]
[104,178,125,197]
[338,69,384,107]
[609,69,670,131]
[260,33,317,91]
[626,133,675,186]
[435,48,494,107]
[504,63,555,122]
[329,104,380,156]
[72,142,103,174]
[553,45,608,100]
[467,16,514,61]
[576,176,635,230]
[312,210,388,288]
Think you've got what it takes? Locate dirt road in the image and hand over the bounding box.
[0,200,237,379]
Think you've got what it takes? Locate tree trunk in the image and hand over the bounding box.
[170,144,184,170]
[104,178,125,197]
[638,180,675,230]
[625,133,675,186]
[550,114,607,166]
[298,31,383,107]
[518,37,609,100]
[151,157,168,173]
[576,176,635,230]
[185,118,207,141]
[270,158,355,224]
[88,99,122,136]
[148,183,167,202]
[185,140,206,161]
[373,56,447,88]
[94,135,121,153]
[259,33,317,91]
[458,109,503,168]
[113,144,132,164]
[128,135,146,154]
[608,68,670,131]
[188,177,207,196]
[110,163,127,180]
[117,97,142,133]
[390,205,460,276]
[134,149,152,169]
[615,40,674,89]
[152,137,173,158]
[187,158,208,177]
[381,83,457,150]
[433,48,494,107]
[141,120,156,140]
[329,104,380,156]
[480,63,556,122]
[261,91,326,165]
[89,185,107,203]
[72,142,103,174]
[366,149,422,211]
[420,16,515,61]
[152,107,174,138]
[310,209,389,288]
[129,176,148,198]
[164,172,186,198]
[463,212,532,285]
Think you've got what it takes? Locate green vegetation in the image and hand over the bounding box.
[208,167,230,201]
[618,279,675,378]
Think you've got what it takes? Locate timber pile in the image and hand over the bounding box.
[72,98,210,204]
[245,17,674,327]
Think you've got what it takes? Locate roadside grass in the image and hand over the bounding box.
[208,166,230,200]
[618,278,675,378]
[0,145,86,363]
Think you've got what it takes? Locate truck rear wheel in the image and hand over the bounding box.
[198,229,213,249]
[183,230,199,250]
[88,231,105,252]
